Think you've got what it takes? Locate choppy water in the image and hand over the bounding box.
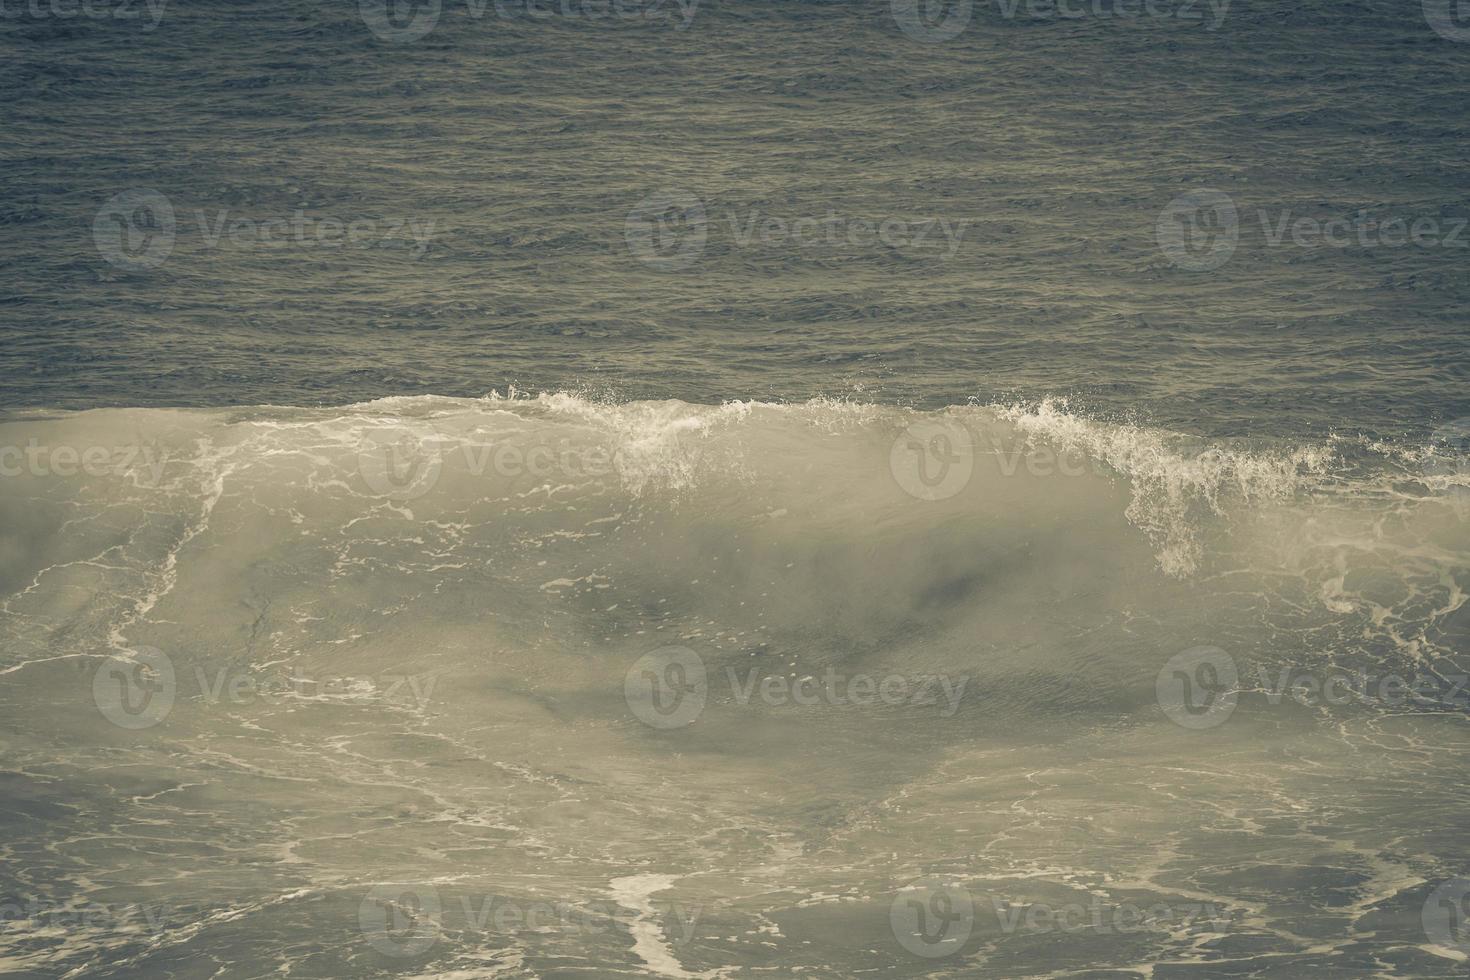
[3,0,1470,977]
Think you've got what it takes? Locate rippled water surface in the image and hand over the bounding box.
[3,0,1469,438]
[2,0,1470,977]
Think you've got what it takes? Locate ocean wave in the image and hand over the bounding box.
[0,392,1464,674]
[2,393,1469,976]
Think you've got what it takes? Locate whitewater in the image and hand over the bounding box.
[0,391,1466,976]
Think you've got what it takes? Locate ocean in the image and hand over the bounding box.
[2,0,1470,976]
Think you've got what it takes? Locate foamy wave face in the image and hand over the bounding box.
[0,392,1458,711]
[0,394,1455,614]
[2,394,1469,977]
